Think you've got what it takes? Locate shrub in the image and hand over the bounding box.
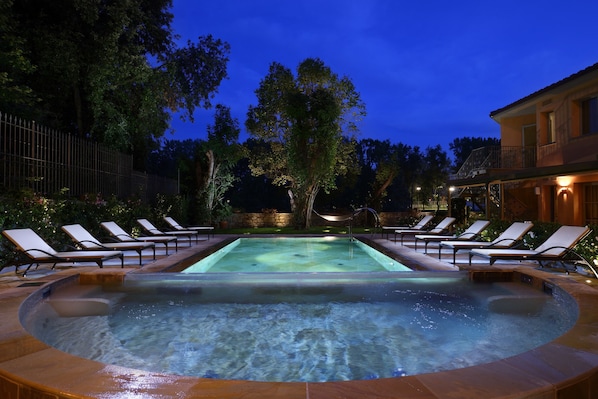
[0,190,153,269]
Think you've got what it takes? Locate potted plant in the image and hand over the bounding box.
[214,202,233,229]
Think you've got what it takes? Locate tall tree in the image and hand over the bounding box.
[246,58,365,228]
[0,0,37,115]
[357,139,415,210]
[198,105,244,223]
[421,145,452,211]
[7,0,230,170]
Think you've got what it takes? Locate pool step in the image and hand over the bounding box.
[48,298,111,317]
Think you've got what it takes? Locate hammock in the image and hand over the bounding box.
[313,208,380,239]
[312,209,355,222]
[313,208,380,226]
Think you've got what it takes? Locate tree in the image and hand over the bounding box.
[0,0,37,115]
[198,105,244,223]
[7,0,230,170]
[228,139,291,213]
[356,139,417,210]
[420,145,452,211]
[246,58,365,228]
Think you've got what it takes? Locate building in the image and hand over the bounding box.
[449,62,598,226]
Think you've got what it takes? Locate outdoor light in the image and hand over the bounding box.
[556,176,572,194]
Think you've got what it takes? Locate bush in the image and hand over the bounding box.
[0,189,160,269]
[455,219,598,270]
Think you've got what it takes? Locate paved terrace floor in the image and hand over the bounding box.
[1,233,598,398]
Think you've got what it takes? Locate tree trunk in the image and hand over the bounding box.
[287,189,296,212]
[205,150,216,213]
[304,185,319,229]
[294,184,319,229]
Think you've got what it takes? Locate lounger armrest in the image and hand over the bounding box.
[487,238,520,248]
[76,240,111,250]
[22,248,62,260]
[114,234,144,242]
[114,233,139,240]
[534,245,571,256]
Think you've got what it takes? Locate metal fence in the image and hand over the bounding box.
[0,112,177,201]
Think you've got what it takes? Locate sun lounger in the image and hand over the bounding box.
[2,228,123,276]
[414,220,490,253]
[468,225,591,269]
[136,218,200,246]
[381,215,433,239]
[395,217,456,244]
[439,222,533,264]
[101,221,178,254]
[163,216,214,239]
[62,224,155,265]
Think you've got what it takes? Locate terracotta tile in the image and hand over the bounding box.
[308,377,438,399]
[17,384,59,399]
[0,348,105,392]
[0,374,19,399]
[0,334,49,363]
[416,362,551,399]
[502,343,598,385]
[78,270,127,285]
[186,379,306,399]
[67,365,201,398]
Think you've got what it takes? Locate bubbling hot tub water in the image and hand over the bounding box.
[22,273,577,382]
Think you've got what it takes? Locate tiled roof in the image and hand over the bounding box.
[489,62,598,118]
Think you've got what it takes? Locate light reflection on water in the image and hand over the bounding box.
[23,277,577,382]
[182,237,411,273]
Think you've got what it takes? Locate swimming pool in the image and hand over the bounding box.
[22,273,577,382]
[181,236,411,273]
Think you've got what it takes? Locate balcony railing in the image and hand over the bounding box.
[450,146,537,180]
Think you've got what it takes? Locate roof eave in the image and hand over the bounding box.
[489,62,598,121]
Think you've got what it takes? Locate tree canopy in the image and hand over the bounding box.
[245,58,365,228]
[1,0,230,170]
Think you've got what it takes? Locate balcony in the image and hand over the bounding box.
[450,146,537,181]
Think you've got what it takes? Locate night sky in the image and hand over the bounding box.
[169,0,598,153]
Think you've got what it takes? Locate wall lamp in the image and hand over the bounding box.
[556,176,572,194]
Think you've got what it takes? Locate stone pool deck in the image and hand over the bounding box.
[1,234,598,398]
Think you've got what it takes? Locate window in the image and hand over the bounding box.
[581,96,598,135]
[546,111,555,143]
[585,184,598,224]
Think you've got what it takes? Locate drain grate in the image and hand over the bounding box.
[17,281,47,287]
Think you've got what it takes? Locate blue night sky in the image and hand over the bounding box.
[168,0,598,152]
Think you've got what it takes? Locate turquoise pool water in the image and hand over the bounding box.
[182,237,410,273]
[23,275,577,382]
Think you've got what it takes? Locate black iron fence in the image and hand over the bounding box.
[0,112,177,201]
